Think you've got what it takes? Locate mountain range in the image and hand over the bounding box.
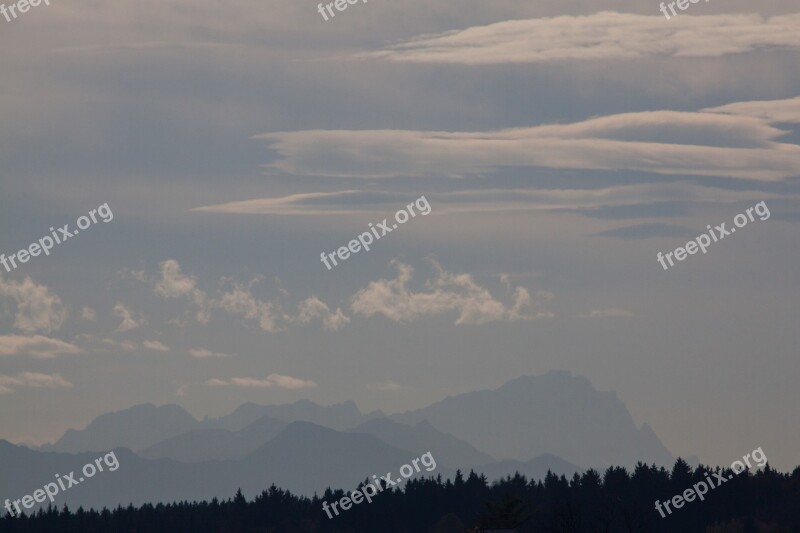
[3,371,676,513]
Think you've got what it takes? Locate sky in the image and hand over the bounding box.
[1,0,799,471]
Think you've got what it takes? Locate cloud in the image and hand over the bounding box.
[82,307,97,321]
[155,260,211,323]
[209,374,318,389]
[189,348,234,358]
[113,303,145,332]
[152,260,345,333]
[217,282,279,332]
[255,108,800,181]
[101,338,137,351]
[351,261,552,325]
[366,12,800,65]
[289,297,350,331]
[367,380,401,391]
[193,184,777,217]
[0,335,82,358]
[0,372,73,394]
[579,308,633,318]
[143,340,170,352]
[704,96,800,124]
[0,276,68,334]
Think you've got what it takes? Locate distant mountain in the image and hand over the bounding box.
[45,399,383,454]
[45,404,198,453]
[139,415,289,462]
[476,453,583,482]
[210,399,383,432]
[349,418,494,469]
[0,422,445,512]
[392,371,674,468]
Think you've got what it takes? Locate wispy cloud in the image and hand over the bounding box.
[579,308,633,318]
[0,372,73,394]
[143,340,170,352]
[254,106,800,181]
[189,348,234,358]
[0,335,82,358]
[366,12,800,65]
[207,374,318,389]
[367,380,401,391]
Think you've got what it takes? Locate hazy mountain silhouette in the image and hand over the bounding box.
[138,415,288,462]
[391,370,674,467]
[210,399,383,432]
[349,418,495,469]
[44,403,197,453]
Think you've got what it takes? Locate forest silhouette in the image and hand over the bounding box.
[2,458,798,532]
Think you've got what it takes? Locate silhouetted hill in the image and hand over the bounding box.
[138,415,288,462]
[392,371,674,467]
[349,418,494,469]
[45,404,198,453]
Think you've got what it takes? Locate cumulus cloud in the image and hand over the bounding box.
[155,260,211,323]
[289,297,350,331]
[366,12,800,65]
[0,335,82,358]
[579,308,633,318]
[0,372,73,394]
[143,340,170,352]
[188,348,234,358]
[210,374,318,389]
[152,260,345,333]
[0,276,68,334]
[255,107,800,181]
[114,303,145,332]
[351,261,552,325]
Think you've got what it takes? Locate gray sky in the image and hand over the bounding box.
[1,0,799,471]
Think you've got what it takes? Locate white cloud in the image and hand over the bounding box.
[210,373,318,389]
[704,96,800,124]
[290,297,350,331]
[0,335,82,358]
[189,348,234,358]
[82,307,97,321]
[155,260,210,323]
[367,381,401,391]
[217,282,279,332]
[101,338,137,351]
[579,308,633,318]
[114,303,145,332]
[255,108,800,182]
[351,261,552,325]
[0,276,67,334]
[0,372,73,394]
[366,12,800,65]
[143,340,170,352]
